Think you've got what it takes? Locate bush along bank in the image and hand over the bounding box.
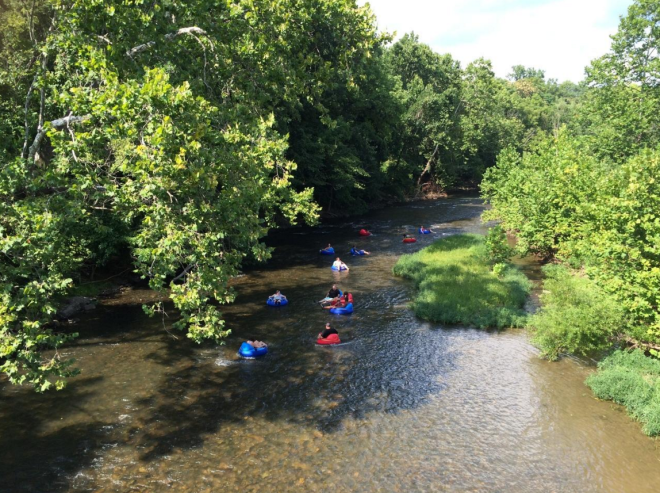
[528,265,625,361]
[586,350,660,437]
[392,233,531,329]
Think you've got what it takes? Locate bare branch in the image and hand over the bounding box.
[171,264,195,283]
[126,26,209,58]
[28,115,91,163]
[417,143,440,186]
[37,54,47,129]
[28,0,37,44]
[126,40,156,57]
[65,112,79,163]
[164,26,208,41]
[22,73,39,158]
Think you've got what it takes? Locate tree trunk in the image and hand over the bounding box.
[417,143,440,186]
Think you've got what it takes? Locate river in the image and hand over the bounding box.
[1,196,659,493]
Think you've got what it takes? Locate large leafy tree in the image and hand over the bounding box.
[384,33,463,190]
[579,0,660,161]
[460,59,529,180]
[0,0,381,390]
[285,44,400,214]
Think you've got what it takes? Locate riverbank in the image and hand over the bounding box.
[525,264,660,437]
[586,350,660,437]
[393,234,531,328]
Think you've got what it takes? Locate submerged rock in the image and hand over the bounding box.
[57,296,97,319]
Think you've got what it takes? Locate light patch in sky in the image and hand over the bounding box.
[360,0,633,82]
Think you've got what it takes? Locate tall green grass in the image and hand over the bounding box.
[393,234,531,328]
[586,350,660,436]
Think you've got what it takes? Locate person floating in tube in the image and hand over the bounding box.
[321,284,342,306]
[323,292,353,309]
[247,338,267,348]
[332,257,349,271]
[268,290,287,305]
[318,322,338,340]
[351,245,370,255]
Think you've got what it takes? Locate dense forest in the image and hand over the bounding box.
[0,0,657,397]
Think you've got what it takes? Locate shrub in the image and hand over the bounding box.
[393,234,531,328]
[485,225,514,264]
[586,350,660,436]
[529,265,624,360]
[492,262,507,278]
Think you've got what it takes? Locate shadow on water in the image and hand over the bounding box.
[125,292,458,464]
[0,377,107,493]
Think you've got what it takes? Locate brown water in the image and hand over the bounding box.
[1,197,659,493]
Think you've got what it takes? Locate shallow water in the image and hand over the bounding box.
[1,197,659,493]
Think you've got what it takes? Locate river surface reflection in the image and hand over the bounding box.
[1,197,659,492]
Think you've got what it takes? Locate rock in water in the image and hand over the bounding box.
[57,296,97,319]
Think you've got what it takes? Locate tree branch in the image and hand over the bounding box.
[28,115,90,163]
[619,335,660,353]
[22,73,39,158]
[28,0,37,44]
[126,26,208,58]
[65,112,79,163]
[417,143,440,185]
[37,54,47,129]
[171,264,195,283]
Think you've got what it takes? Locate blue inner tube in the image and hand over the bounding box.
[331,265,348,271]
[320,247,335,255]
[350,248,366,256]
[238,342,268,359]
[330,302,353,315]
[419,228,431,234]
[267,297,289,306]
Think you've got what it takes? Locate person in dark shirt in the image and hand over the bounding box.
[318,322,338,340]
[327,284,340,299]
[320,284,341,306]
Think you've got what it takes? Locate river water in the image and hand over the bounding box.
[1,197,659,493]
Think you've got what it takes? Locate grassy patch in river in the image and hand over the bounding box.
[393,234,531,328]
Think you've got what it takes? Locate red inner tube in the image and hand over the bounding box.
[359,229,372,236]
[403,238,417,243]
[317,333,341,345]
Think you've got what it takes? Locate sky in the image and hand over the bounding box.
[359,0,633,82]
